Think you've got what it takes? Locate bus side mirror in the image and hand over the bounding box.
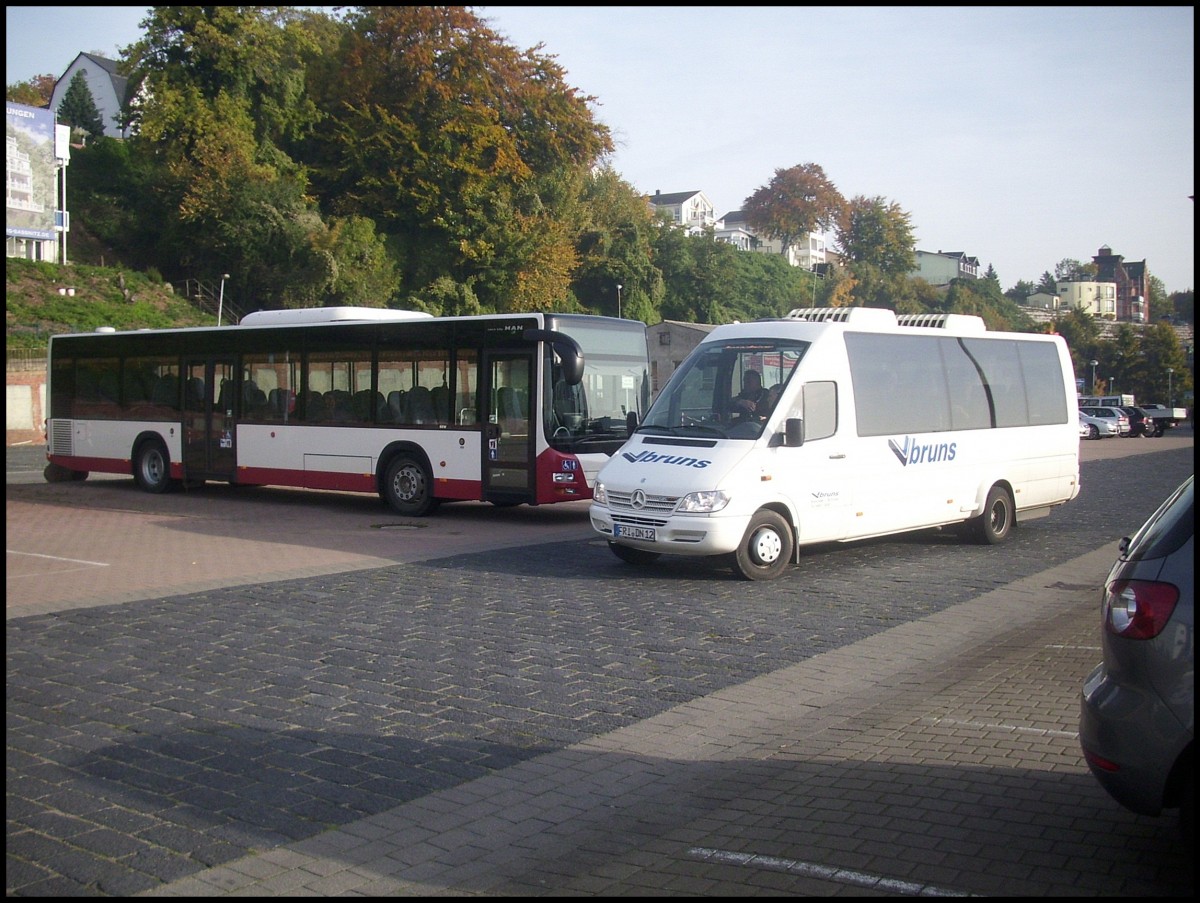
[784,417,804,447]
[626,410,639,435]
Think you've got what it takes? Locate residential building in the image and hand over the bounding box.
[646,190,715,236]
[1057,279,1118,318]
[1091,245,1148,322]
[911,250,980,285]
[1024,290,1060,310]
[714,210,827,270]
[49,52,129,140]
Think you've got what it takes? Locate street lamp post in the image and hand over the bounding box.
[1089,360,1098,396]
[217,273,230,327]
[616,283,623,319]
[1110,378,1115,397]
[1167,368,1174,407]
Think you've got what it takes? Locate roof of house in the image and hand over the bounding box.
[648,190,704,206]
[55,52,129,107]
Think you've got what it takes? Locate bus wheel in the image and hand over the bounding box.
[383,454,439,516]
[608,541,661,565]
[732,510,793,581]
[134,439,172,494]
[969,485,1013,545]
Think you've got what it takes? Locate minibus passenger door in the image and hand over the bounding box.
[783,380,853,542]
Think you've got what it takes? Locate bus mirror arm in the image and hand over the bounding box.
[522,329,584,385]
[784,417,804,447]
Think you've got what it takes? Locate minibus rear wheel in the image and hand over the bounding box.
[969,485,1014,545]
[732,509,793,581]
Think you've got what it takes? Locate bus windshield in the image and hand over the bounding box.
[545,319,650,452]
[638,339,809,440]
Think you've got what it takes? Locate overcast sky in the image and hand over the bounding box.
[7,5,1194,293]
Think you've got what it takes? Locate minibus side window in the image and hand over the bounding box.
[802,381,837,440]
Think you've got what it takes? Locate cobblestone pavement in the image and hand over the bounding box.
[6,439,1195,896]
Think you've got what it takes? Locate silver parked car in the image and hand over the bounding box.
[1079,474,1194,842]
[1079,405,1131,437]
[1078,410,1119,439]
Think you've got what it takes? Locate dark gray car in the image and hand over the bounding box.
[1079,474,1194,842]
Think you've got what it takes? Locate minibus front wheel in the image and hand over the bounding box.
[732,509,793,581]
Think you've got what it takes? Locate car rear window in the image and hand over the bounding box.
[1125,476,1194,562]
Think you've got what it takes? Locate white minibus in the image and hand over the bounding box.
[590,306,1081,580]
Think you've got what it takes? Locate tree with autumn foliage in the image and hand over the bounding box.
[5,73,57,107]
[304,6,613,313]
[741,163,846,256]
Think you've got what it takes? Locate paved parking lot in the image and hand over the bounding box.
[6,434,1195,896]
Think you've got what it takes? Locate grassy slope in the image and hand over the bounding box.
[6,257,212,352]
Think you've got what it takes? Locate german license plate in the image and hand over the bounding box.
[614,524,656,542]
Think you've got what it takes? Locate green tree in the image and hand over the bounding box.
[56,71,105,140]
[1137,321,1192,404]
[573,167,662,323]
[742,163,845,259]
[834,195,915,275]
[1052,308,1103,377]
[120,6,338,304]
[1145,274,1171,322]
[1004,279,1038,303]
[1054,258,1096,282]
[323,215,402,308]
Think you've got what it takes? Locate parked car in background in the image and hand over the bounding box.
[1119,406,1155,438]
[1079,410,1119,439]
[1080,405,1131,437]
[1080,474,1194,843]
[1140,403,1188,435]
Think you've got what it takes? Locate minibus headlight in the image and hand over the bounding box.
[676,490,731,513]
[593,481,608,505]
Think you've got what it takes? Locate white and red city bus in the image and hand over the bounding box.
[44,307,650,515]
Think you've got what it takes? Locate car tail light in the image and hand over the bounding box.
[1103,579,1180,639]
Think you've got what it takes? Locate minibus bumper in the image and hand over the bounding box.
[589,505,748,556]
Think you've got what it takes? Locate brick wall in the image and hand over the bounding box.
[6,368,46,446]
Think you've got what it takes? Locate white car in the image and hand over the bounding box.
[1079,410,1119,439]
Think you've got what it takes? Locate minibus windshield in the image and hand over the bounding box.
[638,340,810,440]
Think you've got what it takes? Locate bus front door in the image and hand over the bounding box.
[482,351,534,503]
[182,357,238,481]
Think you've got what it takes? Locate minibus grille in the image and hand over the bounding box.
[49,420,73,456]
[607,490,679,514]
[611,513,671,529]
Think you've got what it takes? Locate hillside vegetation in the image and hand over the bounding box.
[6,257,212,353]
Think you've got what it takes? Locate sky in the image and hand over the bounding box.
[7,5,1195,293]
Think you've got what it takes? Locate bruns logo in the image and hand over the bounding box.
[621,450,710,469]
[888,436,956,467]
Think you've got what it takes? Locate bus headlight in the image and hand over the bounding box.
[593,481,608,505]
[676,490,731,513]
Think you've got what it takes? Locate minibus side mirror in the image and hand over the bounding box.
[784,417,804,447]
[626,410,639,435]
